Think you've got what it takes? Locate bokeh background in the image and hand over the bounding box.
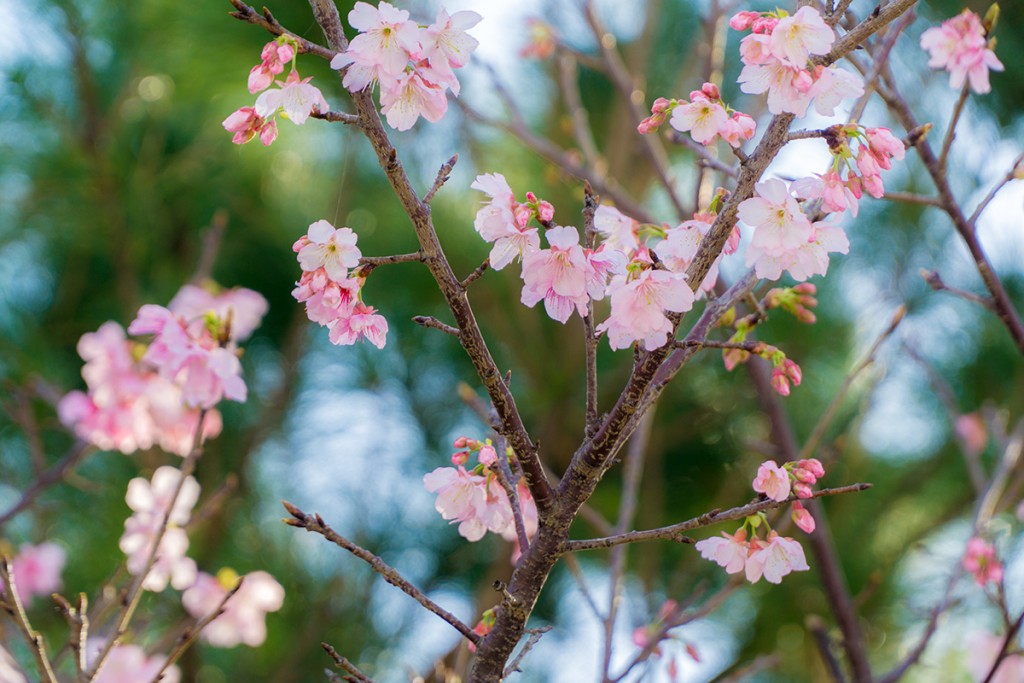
[1,0,1023,681]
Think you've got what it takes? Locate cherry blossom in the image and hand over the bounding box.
[421,8,483,81]
[5,542,66,607]
[168,284,269,343]
[695,529,749,574]
[471,173,541,270]
[593,205,640,254]
[182,569,285,647]
[222,107,276,146]
[119,466,200,592]
[962,537,1002,587]
[254,71,329,125]
[598,260,696,351]
[520,226,591,323]
[662,84,757,147]
[379,70,449,131]
[345,1,421,77]
[295,220,362,281]
[738,179,813,254]
[745,531,810,584]
[791,501,816,533]
[770,357,804,396]
[920,10,1003,94]
[424,466,490,541]
[769,6,834,67]
[248,40,295,94]
[327,302,389,348]
[752,460,791,501]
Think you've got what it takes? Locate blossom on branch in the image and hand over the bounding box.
[920,10,1003,94]
[182,569,285,647]
[89,642,180,683]
[3,542,66,607]
[962,537,1002,587]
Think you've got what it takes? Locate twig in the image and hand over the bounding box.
[460,259,490,290]
[808,615,847,683]
[712,653,782,683]
[565,484,871,552]
[968,153,1024,226]
[148,579,243,683]
[876,569,959,683]
[982,610,1024,683]
[412,315,459,337]
[848,7,916,122]
[799,305,906,460]
[503,626,552,678]
[938,84,971,173]
[355,251,426,277]
[920,269,996,311]
[322,642,375,683]
[191,209,229,284]
[0,556,60,683]
[311,110,361,126]
[672,132,739,178]
[557,53,603,171]
[227,0,336,60]
[582,183,600,436]
[423,153,459,205]
[561,554,604,621]
[491,435,531,555]
[53,592,90,682]
[283,501,480,644]
[881,191,943,207]
[787,129,826,141]
[87,411,208,681]
[676,339,767,353]
[0,441,93,529]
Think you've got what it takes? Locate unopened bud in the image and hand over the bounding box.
[701,82,720,101]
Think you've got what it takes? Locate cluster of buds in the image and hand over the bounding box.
[639,83,756,148]
[451,436,497,466]
[765,283,818,324]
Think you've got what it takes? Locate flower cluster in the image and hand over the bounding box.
[223,37,329,146]
[962,537,1002,588]
[1,542,66,607]
[423,437,538,551]
[639,83,756,148]
[59,284,265,456]
[733,6,864,117]
[89,642,180,683]
[331,2,481,131]
[793,125,906,216]
[765,283,819,324]
[120,466,200,592]
[695,458,825,583]
[183,568,285,647]
[921,9,1003,94]
[291,219,389,348]
[738,178,849,282]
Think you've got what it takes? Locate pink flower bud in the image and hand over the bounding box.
[525,191,538,203]
[751,16,779,34]
[770,370,791,396]
[723,348,749,371]
[799,458,825,478]
[729,11,760,31]
[783,359,802,386]
[862,172,884,198]
[453,436,469,448]
[846,174,863,199]
[477,444,498,466]
[701,82,721,101]
[793,482,813,498]
[793,468,817,484]
[651,97,671,114]
[259,119,278,146]
[537,200,555,223]
[793,283,816,295]
[451,450,469,465]
[955,413,988,457]
[792,69,814,93]
[792,501,816,533]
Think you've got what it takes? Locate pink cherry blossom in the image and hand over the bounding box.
[594,205,640,253]
[6,542,66,607]
[520,226,591,323]
[345,1,421,78]
[254,71,329,125]
[770,358,803,397]
[921,10,1003,94]
[598,265,696,351]
[296,220,362,281]
[327,302,389,348]
[119,466,200,592]
[752,460,791,501]
[182,569,285,647]
[471,173,541,269]
[769,6,834,67]
[808,66,864,116]
[423,466,489,541]
[729,11,761,32]
[738,179,813,253]
[168,284,268,343]
[89,642,180,683]
[670,96,728,145]
[379,70,449,131]
[865,127,905,168]
[222,107,275,146]
[746,531,810,584]
[962,537,1003,587]
[695,529,749,574]
[421,8,482,76]
[292,269,362,326]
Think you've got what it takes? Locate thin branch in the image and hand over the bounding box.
[565,484,871,552]
[0,441,93,529]
[921,269,996,311]
[808,614,847,683]
[560,554,604,622]
[582,182,600,436]
[311,110,361,126]
[460,259,490,290]
[848,7,916,122]
[557,53,603,170]
[148,579,243,683]
[412,315,459,337]
[283,501,480,645]
[799,305,905,460]
[491,435,531,555]
[53,592,90,682]
[227,0,336,60]
[322,642,376,683]
[676,338,767,353]
[881,191,943,208]
[672,132,739,178]
[423,153,459,205]
[787,129,827,141]
[968,153,1024,226]
[938,84,971,173]
[503,626,552,678]
[355,251,426,277]
[0,556,60,683]
[982,610,1024,683]
[876,569,959,683]
[712,653,782,683]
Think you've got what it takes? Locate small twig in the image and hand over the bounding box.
[881,191,943,208]
[557,53,603,171]
[311,110,361,126]
[460,259,490,290]
[148,579,243,683]
[582,183,600,436]
[920,269,996,311]
[412,315,459,337]
[322,642,375,683]
[423,154,459,205]
[676,339,767,353]
[672,132,740,178]
[807,615,847,683]
[712,653,782,683]
[185,474,238,531]
[799,305,905,460]
[0,556,60,683]
[191,209,229,284]
[968,153,1024,226]
[227,0,336,60]
[876,569,959,683]
[53,592,90,682]
[787,129,826,141]
[938,84,971,173]
[491,435,531,555]
[283,502,480,644]
[503,626,553,678]
[0,441,93,529]
[560,554,604,621]
[982,610,1024,683]
[355,251,426,278]
[565,484,871,552]
[848,8,916,122]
